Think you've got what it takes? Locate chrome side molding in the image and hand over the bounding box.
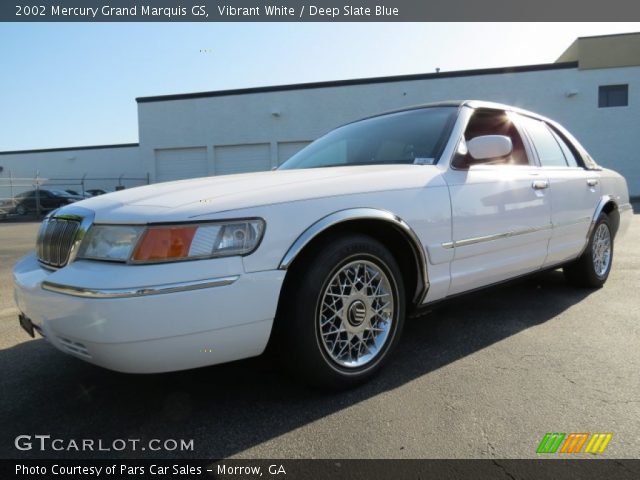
[442,215,597,250]
[278,208,430,304]
[41,275,239,299]
[442,223,554,249]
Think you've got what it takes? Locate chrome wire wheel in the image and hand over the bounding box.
[592,223,612,278]
[317,259,395,369]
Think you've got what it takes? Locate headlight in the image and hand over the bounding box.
[78,225,145,262]
[77,219,265,264]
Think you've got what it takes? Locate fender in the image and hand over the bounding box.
[578,194,618,256]
[278,208,430,304]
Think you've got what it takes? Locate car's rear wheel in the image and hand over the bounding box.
[563,213,613,288]
[276,234,406,388]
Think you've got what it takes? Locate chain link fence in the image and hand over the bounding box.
[0,172,150,221]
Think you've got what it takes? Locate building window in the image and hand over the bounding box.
[598,84,628,107]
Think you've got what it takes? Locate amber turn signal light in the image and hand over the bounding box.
[132,226,197,262]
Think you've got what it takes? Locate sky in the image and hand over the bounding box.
[1,22,639,151]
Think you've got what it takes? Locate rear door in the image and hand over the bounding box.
[443,108,552,296]
[518,116,600,267]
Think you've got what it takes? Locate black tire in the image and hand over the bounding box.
[563,213,613,288]
[275,234,406,389]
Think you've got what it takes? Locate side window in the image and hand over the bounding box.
[549,129,580,168]
[454,109,529,167]
[521,117,568,167]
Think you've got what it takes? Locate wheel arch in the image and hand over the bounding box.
[577,195,620,258]
[278,208,429,306]
[592,195,620,237]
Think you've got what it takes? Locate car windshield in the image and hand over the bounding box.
[279,107,457,170]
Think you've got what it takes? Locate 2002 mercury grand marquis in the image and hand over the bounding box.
[14,101,633,387]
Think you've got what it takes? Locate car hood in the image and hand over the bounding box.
[75,165,445,223]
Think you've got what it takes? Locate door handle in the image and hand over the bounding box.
[587,178,599,187]
[532,180,549,190]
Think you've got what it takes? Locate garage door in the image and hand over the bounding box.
[278,141,311,165]
[155,147,207,182]
[215,144,271,175]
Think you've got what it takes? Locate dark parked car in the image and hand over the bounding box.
[0,198,14,219]
[65,189,93,198]
[13,189,83,215]
[85,189,108,196]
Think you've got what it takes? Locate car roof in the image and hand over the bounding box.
[354,100,551,124]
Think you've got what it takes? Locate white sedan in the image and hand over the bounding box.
[13,100,633,388]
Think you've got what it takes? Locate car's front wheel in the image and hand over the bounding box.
[564,213,613,288]
[276,234,406,388]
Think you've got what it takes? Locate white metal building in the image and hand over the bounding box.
[1,32,639,196]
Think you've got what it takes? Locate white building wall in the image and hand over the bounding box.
[0,145,146,195]
[137,65,640,195]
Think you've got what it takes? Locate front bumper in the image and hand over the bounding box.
[13,254,285,373]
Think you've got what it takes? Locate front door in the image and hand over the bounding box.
[443,108,552,296]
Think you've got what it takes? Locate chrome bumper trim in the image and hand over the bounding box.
[41,275,239,299]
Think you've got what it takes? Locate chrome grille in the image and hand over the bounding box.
[36,217,81,268]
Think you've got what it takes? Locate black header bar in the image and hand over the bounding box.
[3,459,640,480]
[3,0,640,21]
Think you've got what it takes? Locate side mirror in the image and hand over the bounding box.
[467,135,512,162]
